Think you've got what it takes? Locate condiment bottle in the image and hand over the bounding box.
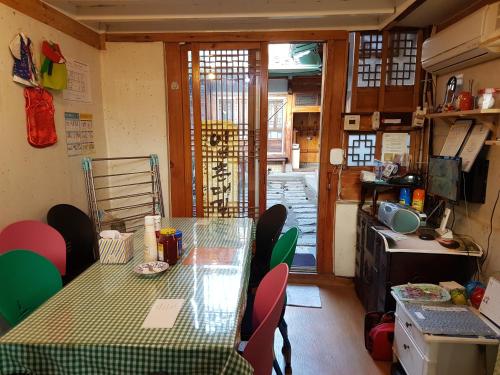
[144,216,158,262]
[411,189,425,212]
[174,230,183,259]
[153,215,161,239]
[164,228,178,265]
[157,228,168,262]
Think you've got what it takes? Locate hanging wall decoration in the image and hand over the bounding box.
[40,40,68,90]
[24,87,57,148]
[9,33,38,87]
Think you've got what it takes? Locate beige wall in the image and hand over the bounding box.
[100,42,170,216]
[433,58,500,279]
[0,3,106,229]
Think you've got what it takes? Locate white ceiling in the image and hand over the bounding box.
[42,0,416,33]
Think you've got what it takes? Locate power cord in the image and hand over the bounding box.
[481,189,500,269]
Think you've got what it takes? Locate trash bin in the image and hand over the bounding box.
[292,143,300,170]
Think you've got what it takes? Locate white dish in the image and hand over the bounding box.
[134,261,169,276]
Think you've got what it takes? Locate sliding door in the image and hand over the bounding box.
[184,43,268,218]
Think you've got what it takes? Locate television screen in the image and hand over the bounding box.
[427,156,461,202]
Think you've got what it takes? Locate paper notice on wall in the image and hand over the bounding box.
[63,60,92,103]
[65,112,95,156]
[381,133,410,166]
[440,119,472,157]
[459,123,491,172]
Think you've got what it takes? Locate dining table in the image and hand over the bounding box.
[0,217,254,375]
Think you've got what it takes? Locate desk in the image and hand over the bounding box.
[0,217,254,375]
[392,292,499,375]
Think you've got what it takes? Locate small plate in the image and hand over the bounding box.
[134,261,169,277]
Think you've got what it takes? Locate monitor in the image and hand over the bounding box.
[427,156,461,203]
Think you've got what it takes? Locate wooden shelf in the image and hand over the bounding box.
[426,108,500,119]
[293,106,321,113]
[485,140,500,146]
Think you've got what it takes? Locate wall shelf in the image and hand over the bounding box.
[485,140,500,146]
[426,108,500,119]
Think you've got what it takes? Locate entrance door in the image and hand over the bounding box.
[184,43,268,218]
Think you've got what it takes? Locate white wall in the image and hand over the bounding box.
[433,59,500,279]
[100,42,170,216]
[334,201,358,277]
[0,3,106,229]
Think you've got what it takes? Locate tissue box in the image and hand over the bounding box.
[98,233,134,264]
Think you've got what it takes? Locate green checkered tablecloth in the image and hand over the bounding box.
[0,217,254,375]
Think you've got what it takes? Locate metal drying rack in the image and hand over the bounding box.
[82,155,165,234]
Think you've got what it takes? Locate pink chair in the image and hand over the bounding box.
[242,263,289,375]
[0,220,66,276]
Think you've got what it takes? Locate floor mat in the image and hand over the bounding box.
[292,253,316,267]
[286,285,322,308]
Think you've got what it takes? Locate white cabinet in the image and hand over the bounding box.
[393,299,499,375]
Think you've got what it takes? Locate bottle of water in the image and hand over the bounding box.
[144,216,158,262]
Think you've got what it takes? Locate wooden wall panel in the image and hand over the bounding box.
[0,0,103,49]
[165,43,192,216]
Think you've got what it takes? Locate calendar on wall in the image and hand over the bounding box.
[64,112,95,156]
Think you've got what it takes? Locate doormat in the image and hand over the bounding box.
[292,253,316,267]
[286,285,322,308]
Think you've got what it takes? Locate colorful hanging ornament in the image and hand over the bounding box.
[9,33,38,87]
[40,40,68,90]
[24,87,57,148]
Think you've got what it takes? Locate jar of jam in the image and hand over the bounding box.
[164,227,178,265]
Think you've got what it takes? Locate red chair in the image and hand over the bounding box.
[0,220,66,276]
[242,263,289,375]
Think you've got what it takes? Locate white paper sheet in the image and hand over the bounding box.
[381,133,410,166]
[142,299,185,329]
[439,119,472,157]
[459,123,491,172]
[63,60,92,103]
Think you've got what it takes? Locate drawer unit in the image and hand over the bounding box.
[394,318,429,375]
[395,302,427,357]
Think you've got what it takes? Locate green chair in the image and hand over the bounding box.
[270,227,299,269]
[0,249,62,327]
[269,227,299,375]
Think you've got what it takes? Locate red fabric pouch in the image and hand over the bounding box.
[24,87,57,147]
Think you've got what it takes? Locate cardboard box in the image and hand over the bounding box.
[98,233,134,264]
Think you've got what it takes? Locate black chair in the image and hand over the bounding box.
[47,204,97,283]
[248,204,288,289]
[242,204,287,342]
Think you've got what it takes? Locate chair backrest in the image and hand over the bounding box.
[0,220,66,275]
[269,227,299,270]
[47,204,96,279]
[0,250,62,326]
[254,204,287,265]
[243,263,289,375]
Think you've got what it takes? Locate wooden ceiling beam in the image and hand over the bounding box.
[0,0,103,49]
[437,0,498,32]
[381,0,426,30]
[105,30,349,43]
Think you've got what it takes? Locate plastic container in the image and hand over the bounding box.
[157,228,169,262]
[174,230,183,259]
[292,143,300,170]
[398,188,411,206]
[411,189,425,212]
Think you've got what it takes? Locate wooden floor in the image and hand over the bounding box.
[274,283,392,375]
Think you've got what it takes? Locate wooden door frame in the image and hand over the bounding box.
[165,33,349,275]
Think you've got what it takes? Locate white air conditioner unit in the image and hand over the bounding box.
[422,2,500,75]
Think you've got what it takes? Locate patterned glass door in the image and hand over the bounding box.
[186,43,267,218]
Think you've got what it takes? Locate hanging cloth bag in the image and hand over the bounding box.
[24,87,57,147]
[40,41,68,90]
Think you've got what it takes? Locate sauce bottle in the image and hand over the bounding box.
[164,228,178,265]
[157,228,168,262]
[174,230,183,259]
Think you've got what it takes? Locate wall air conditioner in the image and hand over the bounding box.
[422,2,500,75]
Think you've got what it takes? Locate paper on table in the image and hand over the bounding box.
[142,299,185,329]
[439,119,472,157]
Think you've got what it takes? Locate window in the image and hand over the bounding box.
[386,31,417,86]
[347,134,376,167]
[357,33,383,88]
[267,97,287,153]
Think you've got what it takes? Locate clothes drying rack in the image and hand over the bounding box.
[82,155,165,234]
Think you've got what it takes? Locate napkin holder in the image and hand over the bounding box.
[98,233,134,264]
